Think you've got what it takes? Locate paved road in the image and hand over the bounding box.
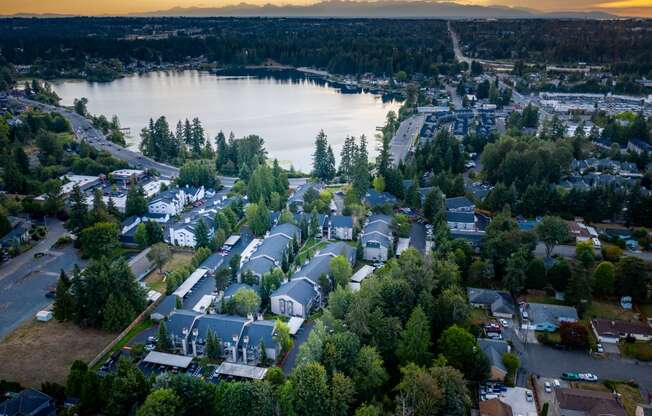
[389,115,425,166]
[282,321,314,375]
[9,96,180,179]
[0,218,68,282]
[504,326,652,395]
[409,223,426,254]
[448,21,471,67]
[0,243,85,340]
[534,242,652,263]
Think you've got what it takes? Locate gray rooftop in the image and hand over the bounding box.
[271,279,317,306]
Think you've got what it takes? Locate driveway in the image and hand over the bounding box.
[282,321,314,375]
[409,222,426,254]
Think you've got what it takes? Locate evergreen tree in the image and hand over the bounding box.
[312,130,331,181]
[125,185,148,217]
[68,185,88,234]
[103,294,135,332]
[205,328,222,359]
[194,219,210,249]
[352,135,370,197]
[53,269,73,321]
[157,321,172,352]
[309,208,320,238]
[396,306,432,366]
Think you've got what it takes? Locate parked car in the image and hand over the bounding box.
[553,379,561,388]
[579,373,598,382]
[544,381,552,393]
[596,343,604,353]
[525,391,534,402]
[499,319,511,328]
[561,372,581,381]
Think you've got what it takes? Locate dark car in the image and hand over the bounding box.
[45,290,56,299]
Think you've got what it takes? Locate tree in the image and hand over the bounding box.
[423,188,444,223]
[309,208,320,238]
[547,259,571,294]
[103,294,136,331]
[0,211,10,237]
[330,256,352,289]
[68,185,88,234]
[397,306,432,366]
[275,319,293,353]
[615,257,648,302]
[503,247,529,296]
[312,130,335,181]
[502,352,519,386]
[438,325,489,383]
[79,222,119,259]
[525,257,547,290]
[126,185,148,217]
[105,359,150,416]
[230,288,261,317]
[352,135,370,198]
[157,321,172,352]
[290,362,330,416]
[137,388,182,416]
[432,287,470,335]
[593,261,615,296]
[205,328,222,360]
[178,160,219,188]
[73,97,88,116]
[330,372,355,416]
[53,270,73,321]
[147,243,171,273]
[575,241,595,269]
[559,322,589,350]
[145,221,164,245]
[352,345,388,402]
[194,219,210,249]
[372,175,385,193]
[260,269,283,308]
[535,216,569,258]
[135,223,148,248]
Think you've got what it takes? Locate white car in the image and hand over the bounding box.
[596,343,604,353]
[579,373,598,382]
[553,379,561,388]
[499,319,511,328]
[525,391,534,402]
[544,381,552,393]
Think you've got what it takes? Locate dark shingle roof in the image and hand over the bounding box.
[329,215,353,228]
[447,212,475,223]
[271,279,317,306]
[242,320,277,349]
[478,339,509,372]
[0,389,56,416]
[445,196,474,210]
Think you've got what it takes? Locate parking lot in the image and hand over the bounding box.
[534,376,568,407]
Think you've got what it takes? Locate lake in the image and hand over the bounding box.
[52,69,401,172]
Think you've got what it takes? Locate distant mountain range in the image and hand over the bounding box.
[2,1,621,19]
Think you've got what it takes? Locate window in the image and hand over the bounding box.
[280,299,286,313]
[288,302,294,316]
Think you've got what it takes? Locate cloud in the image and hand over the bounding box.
[593,0,651,7]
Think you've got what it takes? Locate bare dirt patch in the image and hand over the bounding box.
[0,320,115,387]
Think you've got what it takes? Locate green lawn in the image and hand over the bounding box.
[638,304,652,320]
[584,301,637,321]
[91,320,155,371]
[619,342,652,361]
[470,308,490,325]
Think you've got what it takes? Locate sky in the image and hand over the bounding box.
[0,0,650,16]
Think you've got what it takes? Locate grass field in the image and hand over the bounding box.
[0,320,115,387]
[143,251,193,293]
[584,301,637,321]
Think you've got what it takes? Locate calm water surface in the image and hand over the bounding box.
[52,70,401,171]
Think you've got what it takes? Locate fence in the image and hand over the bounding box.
[88,295,162,368]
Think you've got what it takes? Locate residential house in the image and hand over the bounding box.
[447,212,476,231]
[478,338,511,381]
[360,214,394,262]
[240,223,301,281]
[167,214,215,248]
[0,217,31,249]
[329,215,354,240]
[0,388,57,416]
[363,189,398,209]
[522,303,578,332]
[148,188,186,216]
[287,182,324,212]
[627,139,652,155]
[479,398,513,416]
[166,310,280,363]
[445,196,475,213]
[467,288,515,319]
[550,388,625,416]
[591,319,652,344]
[270,279,319,318]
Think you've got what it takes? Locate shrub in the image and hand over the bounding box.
[601,245,623,262]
